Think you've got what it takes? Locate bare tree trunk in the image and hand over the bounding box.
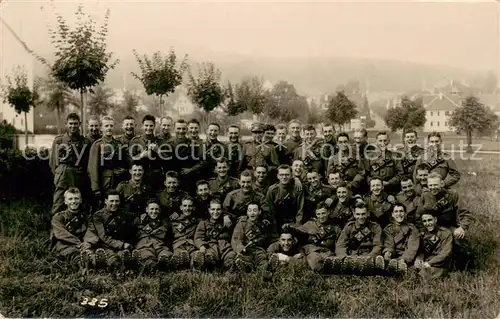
[56,106,61,135]
[467,130,473,153]
[24,111,28,147]
[80,90,86,135]
[159,95,163,118]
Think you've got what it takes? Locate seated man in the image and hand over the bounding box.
[395,177,423,224]
[363,177,395,228]
[413,163,430,195]
[296,203,341,273]
[329,182,355,229]
[414,209,453,279]
[325,171,344,204]
[170,196,199,270]
[50,188,91,268]
[304,170,334,222]
[194,180,214,220]
[382,203,420,275]
[193,199,235,271]
[84,190,137,271]
[132,199,172,271]
[335,201,384,274]
[253,165,270,195]
[231,202,276,278]
[208,158,240,201]
[223,170,266,222]
[158,171,189,219]
[116,162,153,215]
[267,225,305,267]
[292,160,307,183]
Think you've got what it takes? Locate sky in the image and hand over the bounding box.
[1,0,499,73]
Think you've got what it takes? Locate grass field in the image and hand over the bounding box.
[1,155,500,317]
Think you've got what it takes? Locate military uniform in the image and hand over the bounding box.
[242,140,279,172]
[115,133,136,184]
[231,216,275,272]
[88,136,128,197]
[395,191,423,224]
[327,150,367,194]
[208,176,240,201]
[281,137,303,165]
[363,193,393,229]
[86,133,102,146]
[335,220,382,258]
[50,133,92,214]
[296,219,341,272]
[304,184,335,222]
[50,209,88,263]
[414,183,429,196]
[170,213,199,269]
[267,241,305,267]
[129,135,164,192]
[199,139,226,180]
[266,183,305,228]
[225,141,245,178]
[158,189,189,219]
[294,139,326,177]
[413,150,461,188]
[416,226,453,279]
[418,189,472,233]
[193,217,235,269]
[84,208,137,269]
[223,189,267,221]
[253,181,270,196]
[116,180,153,216]
[133,213,172,268]
[382,222,420,264]
[329,199,354,229]
[397,145,424,176]
[366,150,404,194]
[194,195,215,220]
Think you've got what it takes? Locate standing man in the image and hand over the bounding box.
[281,119,303,165]
[158,116,173,143]
[50,113,92,214]
[274,124,289,165]
[130,115,164,193]
[116,115,137,185]
[353,128,375,159]
[188,118,202,142]
[86,116,102,145]
[243,123,279,172]
[201,123,225,180]
[321,123,337,161]
[88,116,128,201]
[225,125,245,178]
[397,129,424,177]
[413,132,460,188]
[367,131,404,194]
[294,124,325,177]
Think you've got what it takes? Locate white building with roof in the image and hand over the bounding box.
[0,10,35,132]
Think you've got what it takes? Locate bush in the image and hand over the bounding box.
[0,147,52,203]
[0,120,16,149]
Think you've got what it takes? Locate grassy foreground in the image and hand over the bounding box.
[1,156,500,317]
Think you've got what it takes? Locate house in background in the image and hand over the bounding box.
[423,93,462,132]
[0,12,35,132]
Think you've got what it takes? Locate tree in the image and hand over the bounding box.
[43,3,118,135]
[1,66,39,145]
[39,75,76,134]
[384,96,426,133]
[325,91,358,131]
[132,50,188,118]
[121,90,140,118]
[186,62,224,125]
[306,99,323,124]
[264,81,309,123]
[359,95,376,128]
[87,85,115,116]
[449,95,499,153]
[224,77,268,119]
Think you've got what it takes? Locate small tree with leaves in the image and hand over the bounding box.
[224,77,268,120]
[187,62,224,126]
[449,95,499,153]
[39,75,76,134]
[1,66,39,145]
[132,50,188,118]
[121,90,140,118]
[325,91,358,131]
[87,85,116,116]
[42,3,118,135]
[384,96,426,135]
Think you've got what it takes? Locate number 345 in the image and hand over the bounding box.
[80,297,108,308]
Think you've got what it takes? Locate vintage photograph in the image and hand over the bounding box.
[0,0,499,317]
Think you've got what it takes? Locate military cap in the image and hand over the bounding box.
[251,123,264,133]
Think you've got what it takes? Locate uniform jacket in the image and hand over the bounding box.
[327,149,367,191]
[116,180,153,215]
[363,193,393,228]
[413,150,461,188]
[418,226,453,267]
[335,220,382,257]
[418,189,472,231]
[87,135,127,192]
[129,135,164,172]
[281,137,303,165]
[158,189,189,217]
[296,219,341,254]
[231,216,275,253]
[84,209,136,250]
[395,191,423,224]
[135,213,170,251]
[49,132,91,172]
[208,176,240,200]
[294,139,327,176]
[223,189,266,219]
[267,241,304,256]
[367,149,404,188]
[242,140,279,170]
[266,182,305,226]
[225,141,245,177]
[395,144,424,175]
[51,209,88,251]
[329,199,355,228]
[382,222,420,263]
[194,217,232,249]
[170,213,198,250]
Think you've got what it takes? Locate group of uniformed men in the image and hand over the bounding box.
[49,112,471,280]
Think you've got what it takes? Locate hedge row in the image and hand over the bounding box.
[0,148,53,203]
